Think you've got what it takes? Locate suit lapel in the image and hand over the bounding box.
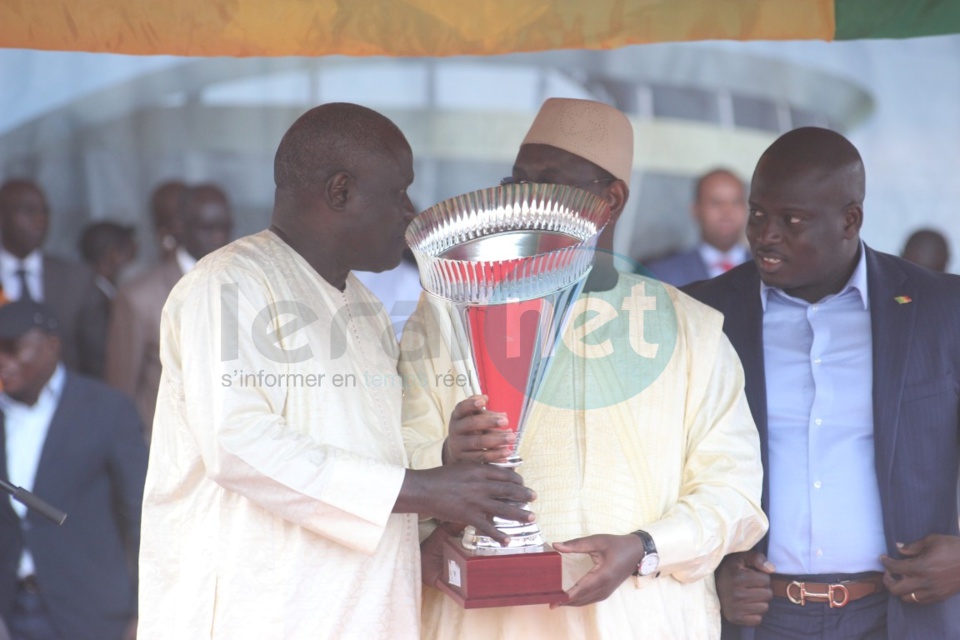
[727,265,770,515]
[0,408,22,523]
[692,250,711,282]
[866,249,914,517]
[30,373,76,511]
[41,255,55,303]
[0,412,7,483]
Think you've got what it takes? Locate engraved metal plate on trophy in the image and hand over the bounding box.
[407,183,611,608]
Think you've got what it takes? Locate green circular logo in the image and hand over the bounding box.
[457,248,679,414]
[529,250,678,411]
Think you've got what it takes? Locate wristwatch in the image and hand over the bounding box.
[631,530,660,577]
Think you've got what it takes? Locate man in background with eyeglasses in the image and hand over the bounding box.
[400,97,767,639]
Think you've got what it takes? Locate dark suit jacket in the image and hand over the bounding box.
[645,247,711,287]
[685,247,960,639]
[42,255,104,375]
[0,372,148,640]
[78,280,112,379]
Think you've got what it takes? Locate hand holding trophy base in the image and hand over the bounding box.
[438,456,568,608]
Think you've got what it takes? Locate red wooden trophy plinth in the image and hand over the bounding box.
[436,536,569,609]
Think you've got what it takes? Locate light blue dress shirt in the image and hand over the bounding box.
[761,246,887,574]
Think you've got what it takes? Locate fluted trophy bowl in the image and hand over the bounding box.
[407,183,611,554]
[407,183,610,306]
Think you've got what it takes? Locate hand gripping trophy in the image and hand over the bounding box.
[407,182,612,608]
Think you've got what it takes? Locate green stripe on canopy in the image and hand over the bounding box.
[836,0,960,39]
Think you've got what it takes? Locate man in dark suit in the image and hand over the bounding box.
[0,301,147,640]
[77,221,138,379]
[0,180,104,374]
[686,127,960,639]
[646,168,750,286]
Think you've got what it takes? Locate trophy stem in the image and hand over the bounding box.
[492,456,522,470]
[461,457,546,555]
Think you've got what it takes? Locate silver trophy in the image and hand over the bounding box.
[407,183,611,607]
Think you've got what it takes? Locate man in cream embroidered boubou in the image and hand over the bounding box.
[138,103,536,640]
[402,98,768,639]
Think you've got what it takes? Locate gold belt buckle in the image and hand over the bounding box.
[786,581,850,608]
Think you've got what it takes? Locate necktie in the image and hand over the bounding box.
[16,268,33,301]
[716,260,734,273]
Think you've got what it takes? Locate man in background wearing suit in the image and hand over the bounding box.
[647,168,750,286]
[77,221,138,379]
[0,180,103,374]
[105,183,233,438]
[0,300,147,640]
[687,127,960,639]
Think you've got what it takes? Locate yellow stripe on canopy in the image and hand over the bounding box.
[0,0,836,57]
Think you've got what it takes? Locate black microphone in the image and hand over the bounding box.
[0,478,67,525]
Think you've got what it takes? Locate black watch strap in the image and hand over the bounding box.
[630,529,658,577]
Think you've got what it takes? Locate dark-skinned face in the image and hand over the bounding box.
[153,183,186,250]
[695,172,747,252]
[0,329,60,406]
[181,195,233,261]
[510,143,627,255]
[344,132,417,273]
[0,183,49,259]
[747,160,862,303]
[512,144,614,197]
[104,239,139,284]
[902,233,949,272]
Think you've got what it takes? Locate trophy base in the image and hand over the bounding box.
[461,507,544,552]
[438,535,569,609]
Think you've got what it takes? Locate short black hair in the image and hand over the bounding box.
[274,102,406,193]
[693,168,742,202]
[758,127,865,204]
[178,184,229,223]
[78,221,136,265]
